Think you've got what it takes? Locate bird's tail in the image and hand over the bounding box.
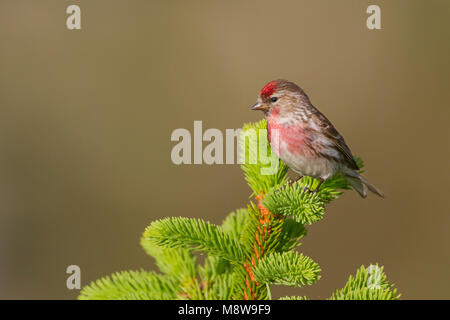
[345,173,384,198]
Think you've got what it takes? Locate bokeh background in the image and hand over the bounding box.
[0,0,449,299]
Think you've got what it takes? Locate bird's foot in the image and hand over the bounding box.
[303,179,324,194]
[303,186,312,193]
[302,186,319,195]
[289,176,303,187]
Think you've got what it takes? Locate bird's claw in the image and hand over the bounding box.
[303,182,324,194]
[302,186,316,194]
[289,176,303,187]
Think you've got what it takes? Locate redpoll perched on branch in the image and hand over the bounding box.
[251,79,383,198]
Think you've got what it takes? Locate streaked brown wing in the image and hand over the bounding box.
[311,110,359,170]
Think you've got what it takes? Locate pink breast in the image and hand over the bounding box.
[267,118,313,157]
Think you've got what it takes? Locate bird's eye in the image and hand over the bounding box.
[270,97,278,102]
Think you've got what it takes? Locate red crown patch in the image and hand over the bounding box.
[260,81,278,97]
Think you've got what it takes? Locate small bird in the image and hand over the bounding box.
[251,79,383,198]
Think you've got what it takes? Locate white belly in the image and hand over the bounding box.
[278,141,338,180]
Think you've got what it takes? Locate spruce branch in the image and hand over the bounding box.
[142,217,245,263]
[263,181,325,225]
[202,272,235,300]
[79,270,177,300]
[140,241,197,283]
[329,264,400,300]
[252,252,321,287]
[240,120,289,195]
[199,255,234,280]
[235,200,282,299]
[275,219,307,252]
[221,208,248,242]
[79,120,400,301]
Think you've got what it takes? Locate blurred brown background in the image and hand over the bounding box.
[0,0,449,299]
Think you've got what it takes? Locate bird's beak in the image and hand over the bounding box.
[251,103,268,112]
